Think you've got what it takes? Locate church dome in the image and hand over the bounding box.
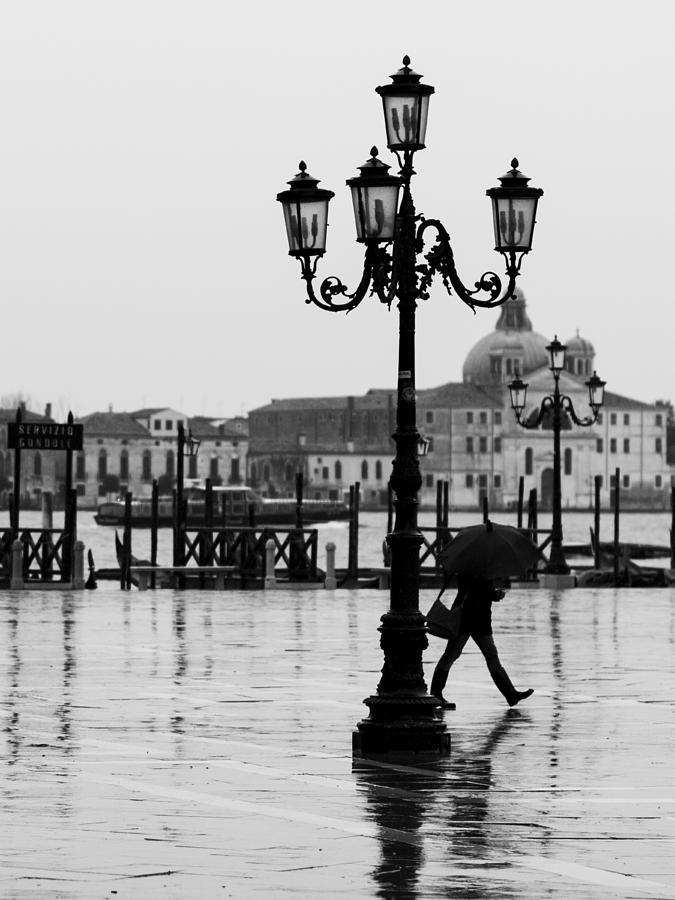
[564,329,595,377]
[462,291,550,385]
[565,329,595,356]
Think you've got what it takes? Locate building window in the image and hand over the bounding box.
[610,413,617,425]
[466,437,474,453]
[479,411,487,425]
[166,449,175,477]
[624,414,630,426]
[623,474,630,488]
[494,437,502,453]
[466,412,473,424]
[285,463,294,483]
[656,414,663,426]
[154,419,161,430]
[76,484,86,497]
[655,474,663,488]
[263,464,270,482]
[596,475,604,488]
[98,449,108,480]
[610,438,617,454]
[166,420,174,431]
[120,450,129,481]
[76,452,86,480]
[597,413,603,425]
[494,411,502,425]
[465,474,474,488]
[425,474,434,488]
[210,456,219,480]
[426,410,434,424]
[335,460,342,480]
[525,447,533,475]
[375,460,383,480]
[656,438,663,454]
[479,436,488,453]
[188,455,198,479]
[610,473,616,487]
[494,474,502,488]
[478,474,488,488]
[596,438,603,453]
[361,460,369,480]
[142,450,152,481]
[33,452,42,477]
[623,438,630,454]
[564,448,572,475]
[322,466,329,480]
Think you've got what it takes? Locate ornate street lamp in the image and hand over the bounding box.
[278,56,544,758]
[174,422,200,568]
[508,339,606,576]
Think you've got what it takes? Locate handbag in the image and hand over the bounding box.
[425,581,466,640]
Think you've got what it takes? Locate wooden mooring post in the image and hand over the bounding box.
[594,475,602,569]
[150,479,159,589]
[121,492,132,590]
[347,482,360,580]
[613,467,620,586]
[517,476,525,529]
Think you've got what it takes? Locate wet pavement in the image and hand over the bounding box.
[1,585,675,899]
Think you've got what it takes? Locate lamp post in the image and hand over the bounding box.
[508,338,606,577]
[174,422,201,567]
[277,57,543,758]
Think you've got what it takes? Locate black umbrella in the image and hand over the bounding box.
[439,520,540,579]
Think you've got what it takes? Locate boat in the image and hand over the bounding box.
[95,484,351,528]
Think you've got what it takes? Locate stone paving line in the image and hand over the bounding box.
[0,586,675,899]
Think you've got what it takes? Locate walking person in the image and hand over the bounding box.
[430,573,534,710]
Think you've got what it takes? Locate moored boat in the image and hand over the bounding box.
[95,484,350,527]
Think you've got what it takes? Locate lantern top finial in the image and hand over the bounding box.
[497,158,533,187]
[386,55,428,86]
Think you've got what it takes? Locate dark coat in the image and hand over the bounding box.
[450,574,502,636]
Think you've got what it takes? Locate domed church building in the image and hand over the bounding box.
[417,291,670,511]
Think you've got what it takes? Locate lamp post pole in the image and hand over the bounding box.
[509,339,606,578]
[174,422,186,568]
[549,369,567,573]
[278,57,544,758]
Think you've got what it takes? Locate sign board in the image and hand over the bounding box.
[8,422,84,451]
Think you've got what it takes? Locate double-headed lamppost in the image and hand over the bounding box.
[174,421,201,567]
[277,57,544,757]
[508,338,606,579]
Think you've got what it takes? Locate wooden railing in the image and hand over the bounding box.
[179,526,320,581]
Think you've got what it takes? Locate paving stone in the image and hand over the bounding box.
[0,586,674,897]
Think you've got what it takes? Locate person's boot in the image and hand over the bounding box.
[490,665,534,707]
[430,669,456,710]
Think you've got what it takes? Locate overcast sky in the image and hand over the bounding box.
[0,0,672,421]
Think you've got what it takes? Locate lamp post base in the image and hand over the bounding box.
[352,695,451,759]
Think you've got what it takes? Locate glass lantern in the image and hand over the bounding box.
[277,162,335,256]
[346,148,402,242]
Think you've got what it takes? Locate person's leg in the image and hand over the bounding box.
[430,633,470,709]
[473,632,534,706]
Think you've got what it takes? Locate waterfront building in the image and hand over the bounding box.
[247,392,395,507]
[0,403,60,508]
[74,407,247,508]
[247,293,671,511]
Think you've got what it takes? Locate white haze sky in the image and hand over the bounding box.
[0,0,673,421]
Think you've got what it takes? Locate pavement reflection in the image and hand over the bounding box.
[1,585,674,897]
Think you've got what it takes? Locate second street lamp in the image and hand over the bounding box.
[278,57,544,758]
[174,422,201,568]
[508,338,606,582]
